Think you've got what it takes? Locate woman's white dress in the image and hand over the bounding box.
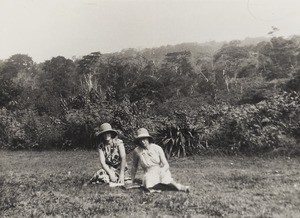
[134,143,173,188]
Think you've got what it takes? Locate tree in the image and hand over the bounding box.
[257,37,299,80]
[41,56,76,97]
[213,42,250,92]
[102,54,148,102]
[35,56,76,115]
[193,54,216,96]
[129,77,164,102]
[162,51,194,76]
[159,51,196,97]
[0,54,36,109]
[77,52,104,93]
[0,54,34,82]
[0,79,22,107]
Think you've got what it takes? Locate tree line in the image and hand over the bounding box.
[1,36,300,156]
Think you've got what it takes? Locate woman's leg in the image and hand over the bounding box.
[85,169,110,185]
[169,180,190,192]
[159,168,189,192]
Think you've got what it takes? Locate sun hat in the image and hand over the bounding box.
[94,123,118,138]
[134,128,153,144]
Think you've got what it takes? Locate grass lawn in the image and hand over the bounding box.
[1,150,300,217]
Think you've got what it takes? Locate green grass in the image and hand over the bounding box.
[1,151,300,217]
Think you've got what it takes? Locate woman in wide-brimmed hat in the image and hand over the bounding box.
[131,128,190,192]
[86,123,130,186]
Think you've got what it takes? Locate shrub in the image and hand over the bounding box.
[110,97,161,152]
[63,104,113,149]
[195,91,300,155]
[0,108,28,149]
[155,123,204,159]
[0,108,65,150]
[21,111,65,149]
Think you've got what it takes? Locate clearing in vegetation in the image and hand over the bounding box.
[1,150,300,217]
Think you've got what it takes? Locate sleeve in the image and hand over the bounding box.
[115,139,124,147]
[97,143,103,150]
[153,143,164,154]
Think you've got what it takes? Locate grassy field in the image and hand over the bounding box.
[0,150,300,217]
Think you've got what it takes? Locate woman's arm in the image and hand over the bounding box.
[131,150,139,183]
[158,146,170,172]
[98,149,117,182]
[117,141,126,183]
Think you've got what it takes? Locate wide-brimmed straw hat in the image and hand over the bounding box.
[134,128,153,144]
[94,123,118,138]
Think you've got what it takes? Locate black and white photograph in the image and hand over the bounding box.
[1,0,300,217]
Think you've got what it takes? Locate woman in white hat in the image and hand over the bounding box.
[87,123,130,186]
[131,128,190,192]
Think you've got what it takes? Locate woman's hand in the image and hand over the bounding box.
[109,171,118,182]
[118,172,125,184]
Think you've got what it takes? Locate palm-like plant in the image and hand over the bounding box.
[155,124,203,159]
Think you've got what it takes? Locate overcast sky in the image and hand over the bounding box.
[1,0,299,63]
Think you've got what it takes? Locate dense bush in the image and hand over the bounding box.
[0,108,27,149]
[194,91,300,155]
[61,96,160,151]
[0,108,65,150]
[0,79,22,107]
[24,111,65,150]
[1,91,299,157]
[1,37,300,156]
[63,104,113,149]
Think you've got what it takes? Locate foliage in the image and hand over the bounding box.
[213,42,252,92]
[61,94,155,151]
[109,96,157,152]
[0,79,22,107]
[159,51,197,97]
[0,54,34,81]
[128,77,165,103]
[284,69,300,92]
[0,108,28,149]
[0,108,65,150]
[76,52,104,94]
[40,56,77,98]
[195,91,300,155]
[155,122,203,159]
[1,36,300,156]
[31,56,78,116]
[257,37,299,80]
[63,104,113,149]
[22,110,65,150]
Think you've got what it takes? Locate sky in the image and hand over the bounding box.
[0,0,300,63]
